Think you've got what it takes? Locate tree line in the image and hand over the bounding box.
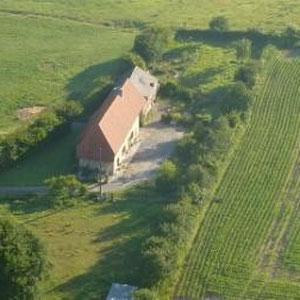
[130,19,264,299]
[0,101,82,170]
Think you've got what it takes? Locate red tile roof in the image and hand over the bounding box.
[77,79,146,162]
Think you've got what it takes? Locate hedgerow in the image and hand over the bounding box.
[137,86,255,298]
[0,101,82,170]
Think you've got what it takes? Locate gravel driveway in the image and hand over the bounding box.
[101,106,184,192]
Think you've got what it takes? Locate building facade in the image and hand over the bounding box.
[76,67,159,176]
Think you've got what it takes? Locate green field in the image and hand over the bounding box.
[2,1,300,299]
[0,129,80,186]
[1,0,300,30]
[1,0,300,134]
[175,58,300,299]
[0,187,163,299]
[0,13,133,134]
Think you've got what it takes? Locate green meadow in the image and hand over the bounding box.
[0,187,164,299]
[0,13,134,134]
[1,0,300,30]
[1,1,300,299]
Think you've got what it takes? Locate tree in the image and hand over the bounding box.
[0,218,49,299]
[45,175,88,208]
[209,16,229,31]
[133,27,171,63]
[220,82,253,114]
[234,39,252,60]
[234,63,257,89]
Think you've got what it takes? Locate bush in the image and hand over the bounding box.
[133,288,158,300]
[140,195,196,288]
[123,52,147,70]
[155,160,178,194]
[0,101,83,170]
[234,63,258,89]
[0,217,50,299]
[133,27,172,63]
[209,16,230,31]
[234,38,252,60]
[159,80,192,102]
[220,82,253,114]
[55,101,83,122]
[45,175,88,208]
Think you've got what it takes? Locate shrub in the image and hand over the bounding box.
[155,160,178,194]
[55,101,83,122]
[209,16,230,32]
[140,195,196,289]
[159,80,191,102]
[187,183,205,204]
[234,38,252,60]
[45,175,88,208]
[226,111,241,128]
[220,82,253,114]
[123,52,147,70]
[0,101,83,170]
[234,63,258,89]
[133,288,158,300]
[133,27,172,63]
[0,217,50,299]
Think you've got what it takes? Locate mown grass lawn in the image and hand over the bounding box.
[0,129,80,186]
[0,186,163,299]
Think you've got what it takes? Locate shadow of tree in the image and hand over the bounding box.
[176,29,300,59]
[53,187,164,299]
[0,195,51,215]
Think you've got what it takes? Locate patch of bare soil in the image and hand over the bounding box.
[17,106,45,121]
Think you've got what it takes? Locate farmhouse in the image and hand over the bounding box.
[76,67,159,175]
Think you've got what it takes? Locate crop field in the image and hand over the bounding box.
[0,187,163,299]
[175,57,300,299]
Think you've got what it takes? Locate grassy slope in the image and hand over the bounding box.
[175,58,300,299]
[0,14,134,134]
[0,188,163,299]
[1,0,300,30]
[0,130,80,186]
